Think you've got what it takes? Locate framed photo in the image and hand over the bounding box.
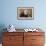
[17,7,34,20]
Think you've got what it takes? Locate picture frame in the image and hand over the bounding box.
[17,7,34,20]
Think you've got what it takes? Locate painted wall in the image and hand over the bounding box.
[0,0,46,44]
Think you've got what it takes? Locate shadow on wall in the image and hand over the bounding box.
[0,24,7,43]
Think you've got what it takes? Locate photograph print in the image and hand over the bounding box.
[17,7,34,20]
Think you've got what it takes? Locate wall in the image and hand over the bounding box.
[0,0,46,44]
[0,0,46,29]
